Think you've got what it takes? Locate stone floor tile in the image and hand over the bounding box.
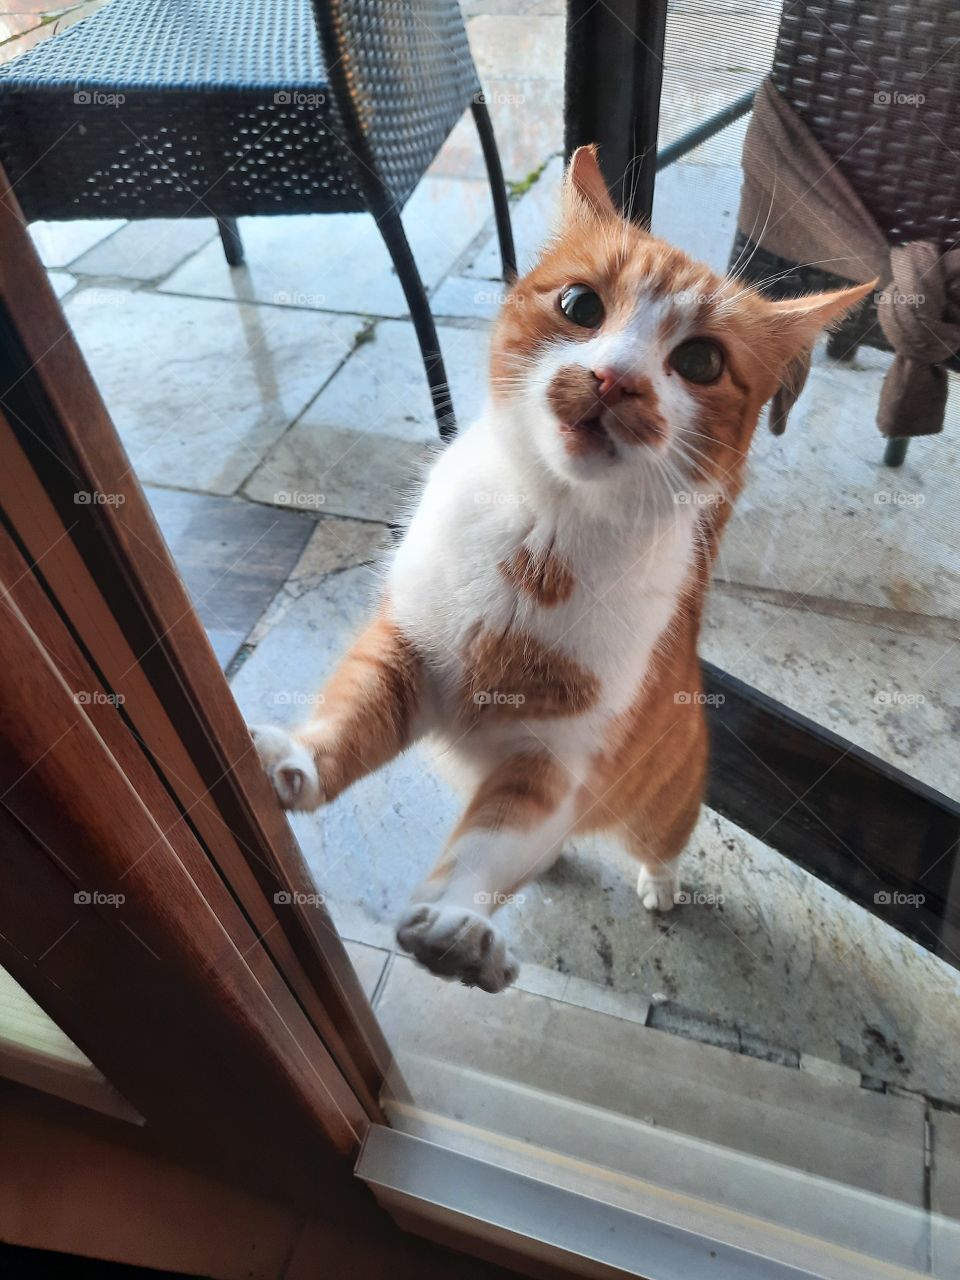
[46,270,75,300]
[145,486,316,669]
[343,940,390,1001]
[430,274,511,321]
[66,288,360,495]
[468,15,565,82]
[70,217,217,281]
[462,153,562,278]
[376,955,927,1216]
[158,177,492,319]
[799,1054,863,1087]
[29,218,126,268]
[435,78,564,183]
[295,319,490,443]
[243,516,390,647]
[701,588,960,798]
[244,425,433,525]
[714,347,960,621]
[932,1110,960,1278]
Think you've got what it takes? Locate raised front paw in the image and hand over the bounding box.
[396,902,519,993]
[250,723,323,811]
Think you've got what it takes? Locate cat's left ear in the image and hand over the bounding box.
[766,281,876,363]
[564,145,619,222]
[763,281,876,433]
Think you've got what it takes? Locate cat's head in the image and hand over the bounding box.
[490,146,872,504]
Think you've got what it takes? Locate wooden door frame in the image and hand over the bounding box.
[0,168,395,1203]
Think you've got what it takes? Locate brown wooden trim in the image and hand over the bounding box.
[0,167,400,1125]
[0,534,369,1180]
[0,1082,517,1280]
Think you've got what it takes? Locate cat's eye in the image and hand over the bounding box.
[669,339,724,384]
[558,283,605,329]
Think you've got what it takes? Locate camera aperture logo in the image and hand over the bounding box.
[274,890,325,906]
[474,890,524,906]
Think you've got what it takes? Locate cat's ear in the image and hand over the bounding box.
[763,281,875,433]
[564,145,619,222]
[765,281,876,363]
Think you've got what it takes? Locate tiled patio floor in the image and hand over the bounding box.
[27,3,960,1119]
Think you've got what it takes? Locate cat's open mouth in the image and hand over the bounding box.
[559,411,618,459]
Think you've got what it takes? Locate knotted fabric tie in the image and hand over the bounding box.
[739,77,958,439]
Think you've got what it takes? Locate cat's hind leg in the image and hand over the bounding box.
[625,786,702,914]
[397,751,575,992]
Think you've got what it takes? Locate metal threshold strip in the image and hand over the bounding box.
[356,1125,832,1280]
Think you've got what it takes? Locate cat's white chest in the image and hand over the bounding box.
[388,424,698,731]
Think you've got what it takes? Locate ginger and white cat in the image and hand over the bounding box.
[252,146,870,993]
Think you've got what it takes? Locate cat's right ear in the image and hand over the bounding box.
[564,145,619,222]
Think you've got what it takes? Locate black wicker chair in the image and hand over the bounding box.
[730,0,960,466]
[0,0,516,440]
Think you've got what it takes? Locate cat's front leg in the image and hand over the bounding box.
[251,608,422,812]
[397,752,576,992]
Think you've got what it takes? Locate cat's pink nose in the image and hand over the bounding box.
[593,367,644,406]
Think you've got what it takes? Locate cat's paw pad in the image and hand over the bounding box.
[250,724,323,811]
[396,903,519,993]
[637,866,679,913]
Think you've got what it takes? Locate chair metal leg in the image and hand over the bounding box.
[883,437,910,467]
[827,328,858,362]
[471,94,517,283]
[377,204,455,440]
[217,217,244,267]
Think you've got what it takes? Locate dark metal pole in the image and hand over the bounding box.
[564,0,668,224]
